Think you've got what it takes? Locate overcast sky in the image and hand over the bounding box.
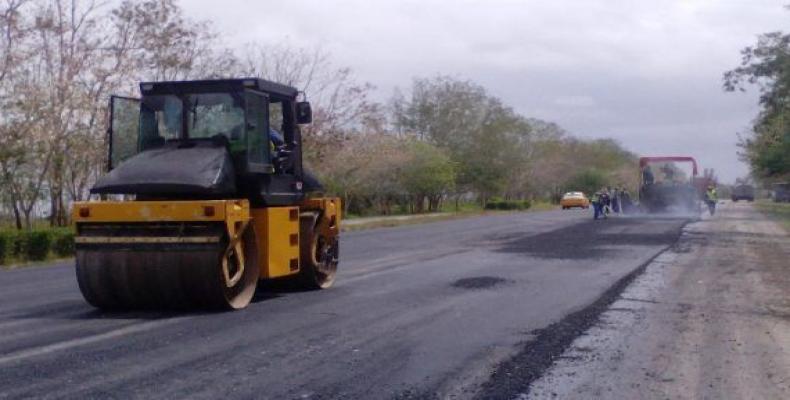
[185,0,787,183]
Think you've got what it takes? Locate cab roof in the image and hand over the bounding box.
[139,78,299,99]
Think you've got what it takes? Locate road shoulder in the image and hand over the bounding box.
[526,201,790,399]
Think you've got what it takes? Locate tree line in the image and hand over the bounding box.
[724,7,790,184]
[318,77,639,215]
[0,0,638,229]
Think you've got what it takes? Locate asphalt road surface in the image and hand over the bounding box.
[0,209,687,399]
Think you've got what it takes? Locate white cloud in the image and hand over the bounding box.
[553,96,596,108]
[182,0,787,182]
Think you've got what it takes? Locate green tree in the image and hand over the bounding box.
[724,27,790,181]
[524,136,637,201]
[564,169,608,198]
[392,76,528,204]
[399,141,455,212]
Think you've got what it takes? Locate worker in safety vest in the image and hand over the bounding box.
[704,185,718,216]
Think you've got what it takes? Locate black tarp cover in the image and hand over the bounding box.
[91,141,236,195]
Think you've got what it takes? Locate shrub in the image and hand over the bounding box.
[485,198,503,210]
[25,230,52,261]
[10,230,27,259]
[0,228,77,265]
[0,231,12,265]
[51,229,75,257]
[485,198,531,210]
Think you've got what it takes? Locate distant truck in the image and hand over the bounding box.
[773,183,790,202]
[731,184,755,202]
[638,156,700,213]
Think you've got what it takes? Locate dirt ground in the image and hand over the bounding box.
[526,201,790,399]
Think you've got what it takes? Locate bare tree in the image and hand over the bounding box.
[0,78,50,229]
[238,43,383,166]
[0,0,35,228]
[0,0,27,83]
[111,0,236,81]
[20,0,109,226]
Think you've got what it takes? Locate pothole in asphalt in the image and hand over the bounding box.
[452,276,511,290]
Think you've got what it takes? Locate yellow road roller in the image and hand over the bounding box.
[72,78,340,310]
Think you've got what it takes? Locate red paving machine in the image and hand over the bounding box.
[638,156,702,214]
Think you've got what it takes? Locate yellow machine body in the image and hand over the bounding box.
[72,198,341,282]
[252,207,300,279]
[73,200,249,244]
[301,198,341,239]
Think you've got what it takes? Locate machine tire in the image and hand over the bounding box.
[75,226,259,310]
[296,213,338,290]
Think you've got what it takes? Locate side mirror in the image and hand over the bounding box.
[296,101,312,124]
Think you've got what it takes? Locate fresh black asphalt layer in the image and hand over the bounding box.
[474,224,680,400]
[0,210,687,399]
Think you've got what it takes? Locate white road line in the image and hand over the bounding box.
[0,317,190,366]
[0,318,41,331]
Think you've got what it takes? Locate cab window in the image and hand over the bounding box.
[245,90,270,168]
[269,101,284,133]
[186,93,245,142]
[109,96,141,169]
[139,94,182,151]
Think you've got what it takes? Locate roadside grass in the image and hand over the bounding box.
[343,212,474,232]
[343,200,561,231]
[756,201,790,233]
[342,201,484,220]
[0,219,54,230]
[529,200,557,211]
[440,201,485,213]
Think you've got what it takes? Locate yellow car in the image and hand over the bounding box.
[560,191,590,209]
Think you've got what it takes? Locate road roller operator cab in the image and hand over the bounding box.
[71,78,341,311]
[101,78,315,205]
